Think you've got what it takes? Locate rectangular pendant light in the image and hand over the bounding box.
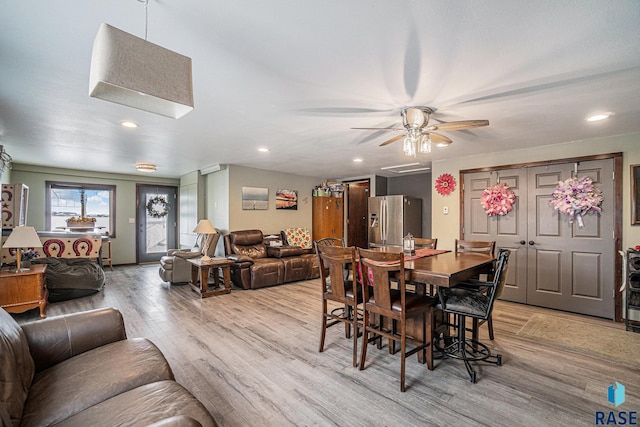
[89,23,194,119]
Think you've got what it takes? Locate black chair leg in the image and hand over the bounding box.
[435,314,502,383]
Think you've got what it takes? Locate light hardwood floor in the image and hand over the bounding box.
[13,264,640,427]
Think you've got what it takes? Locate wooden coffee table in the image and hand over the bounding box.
[187,257,234,298]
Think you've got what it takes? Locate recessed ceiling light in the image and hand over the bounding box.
[120,120,139,128]
[257,147,269,152]
[353,158,363,163]
[586,113,612,122]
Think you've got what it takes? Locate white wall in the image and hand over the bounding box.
[209,165,322,237]
[431,133,640,251]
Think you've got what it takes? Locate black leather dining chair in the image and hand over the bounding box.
[436,248,510,383]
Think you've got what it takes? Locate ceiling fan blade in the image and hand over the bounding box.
[426,120,489,131]
[351,127,405,132]
[379,134,405,147]
[424,132,452,144]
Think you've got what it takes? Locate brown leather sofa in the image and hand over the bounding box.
[0,307,217,427]
[224,229,318,289]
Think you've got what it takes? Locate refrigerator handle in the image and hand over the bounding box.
[381,198,386,242]
[380,199,384,242]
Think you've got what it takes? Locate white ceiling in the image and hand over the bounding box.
[1,1,639,179]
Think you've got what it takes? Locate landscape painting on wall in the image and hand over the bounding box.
[276,189,298,210]
[242,186,269,210]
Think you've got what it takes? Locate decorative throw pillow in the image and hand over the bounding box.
[284,227,312,249]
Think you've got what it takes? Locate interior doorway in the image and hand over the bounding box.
[462,153,622,320]
[136,185,177,263]
[344,180,370,248]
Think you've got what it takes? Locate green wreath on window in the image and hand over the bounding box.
[146,195,170,218]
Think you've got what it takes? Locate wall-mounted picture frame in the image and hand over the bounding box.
[276,189,298,210]
[632,165,640,225]
[242,186,269,210]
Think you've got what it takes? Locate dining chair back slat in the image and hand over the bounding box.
[455,239,496,256]
[414,238,437,249]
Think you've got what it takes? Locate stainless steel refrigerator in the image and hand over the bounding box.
[368,195,422,247]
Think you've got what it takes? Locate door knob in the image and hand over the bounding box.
[516,240,526,245]
[528,240,536,245]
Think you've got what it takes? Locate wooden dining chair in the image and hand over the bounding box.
[314,237,345,248]
[455,239,496,255]
[414,237,437,249]
[357,248,438,392]
[409,238,438,295]
[316,245,361,367]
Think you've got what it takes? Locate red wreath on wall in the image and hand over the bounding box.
[435,173,456,196]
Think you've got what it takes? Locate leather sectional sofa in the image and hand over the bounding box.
[224,229,318,289]
[0,307,217,427]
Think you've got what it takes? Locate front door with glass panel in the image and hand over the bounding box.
[137,185,177,263]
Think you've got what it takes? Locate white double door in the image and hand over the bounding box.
[463,159,615,318]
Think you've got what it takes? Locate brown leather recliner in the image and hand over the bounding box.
[159,233,220,284]
[224,230,314,289]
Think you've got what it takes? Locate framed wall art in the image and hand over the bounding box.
[276,189,298,210]
[632,165,640,225]
[242,186,268,210]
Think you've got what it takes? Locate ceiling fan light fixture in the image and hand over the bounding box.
[418,135,432,153]
[136,163,157,173]
[402,107,431,128]
[403,135,417,157]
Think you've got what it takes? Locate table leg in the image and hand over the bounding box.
[221,266,231,292]
[199,266,210,293]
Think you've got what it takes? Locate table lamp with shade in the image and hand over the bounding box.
[193,219,217,261]
[3,226,43,272]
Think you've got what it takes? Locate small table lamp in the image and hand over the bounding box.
[193,219,217,261]
[3,226,43,272]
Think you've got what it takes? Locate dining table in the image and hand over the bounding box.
[404,251,495,288]
[364,247,496,365]
[371,246,495,288]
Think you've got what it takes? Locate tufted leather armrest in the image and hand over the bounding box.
[20,307,127,373]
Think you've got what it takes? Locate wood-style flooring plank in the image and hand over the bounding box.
[11,264,640,427]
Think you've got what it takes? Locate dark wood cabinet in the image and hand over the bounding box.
[0,264,48,318]
[312,196,343,241]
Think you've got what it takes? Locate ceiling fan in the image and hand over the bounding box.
[352,106,489,157]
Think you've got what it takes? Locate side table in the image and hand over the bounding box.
[0,264,48,318]
[187,257,234,298]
